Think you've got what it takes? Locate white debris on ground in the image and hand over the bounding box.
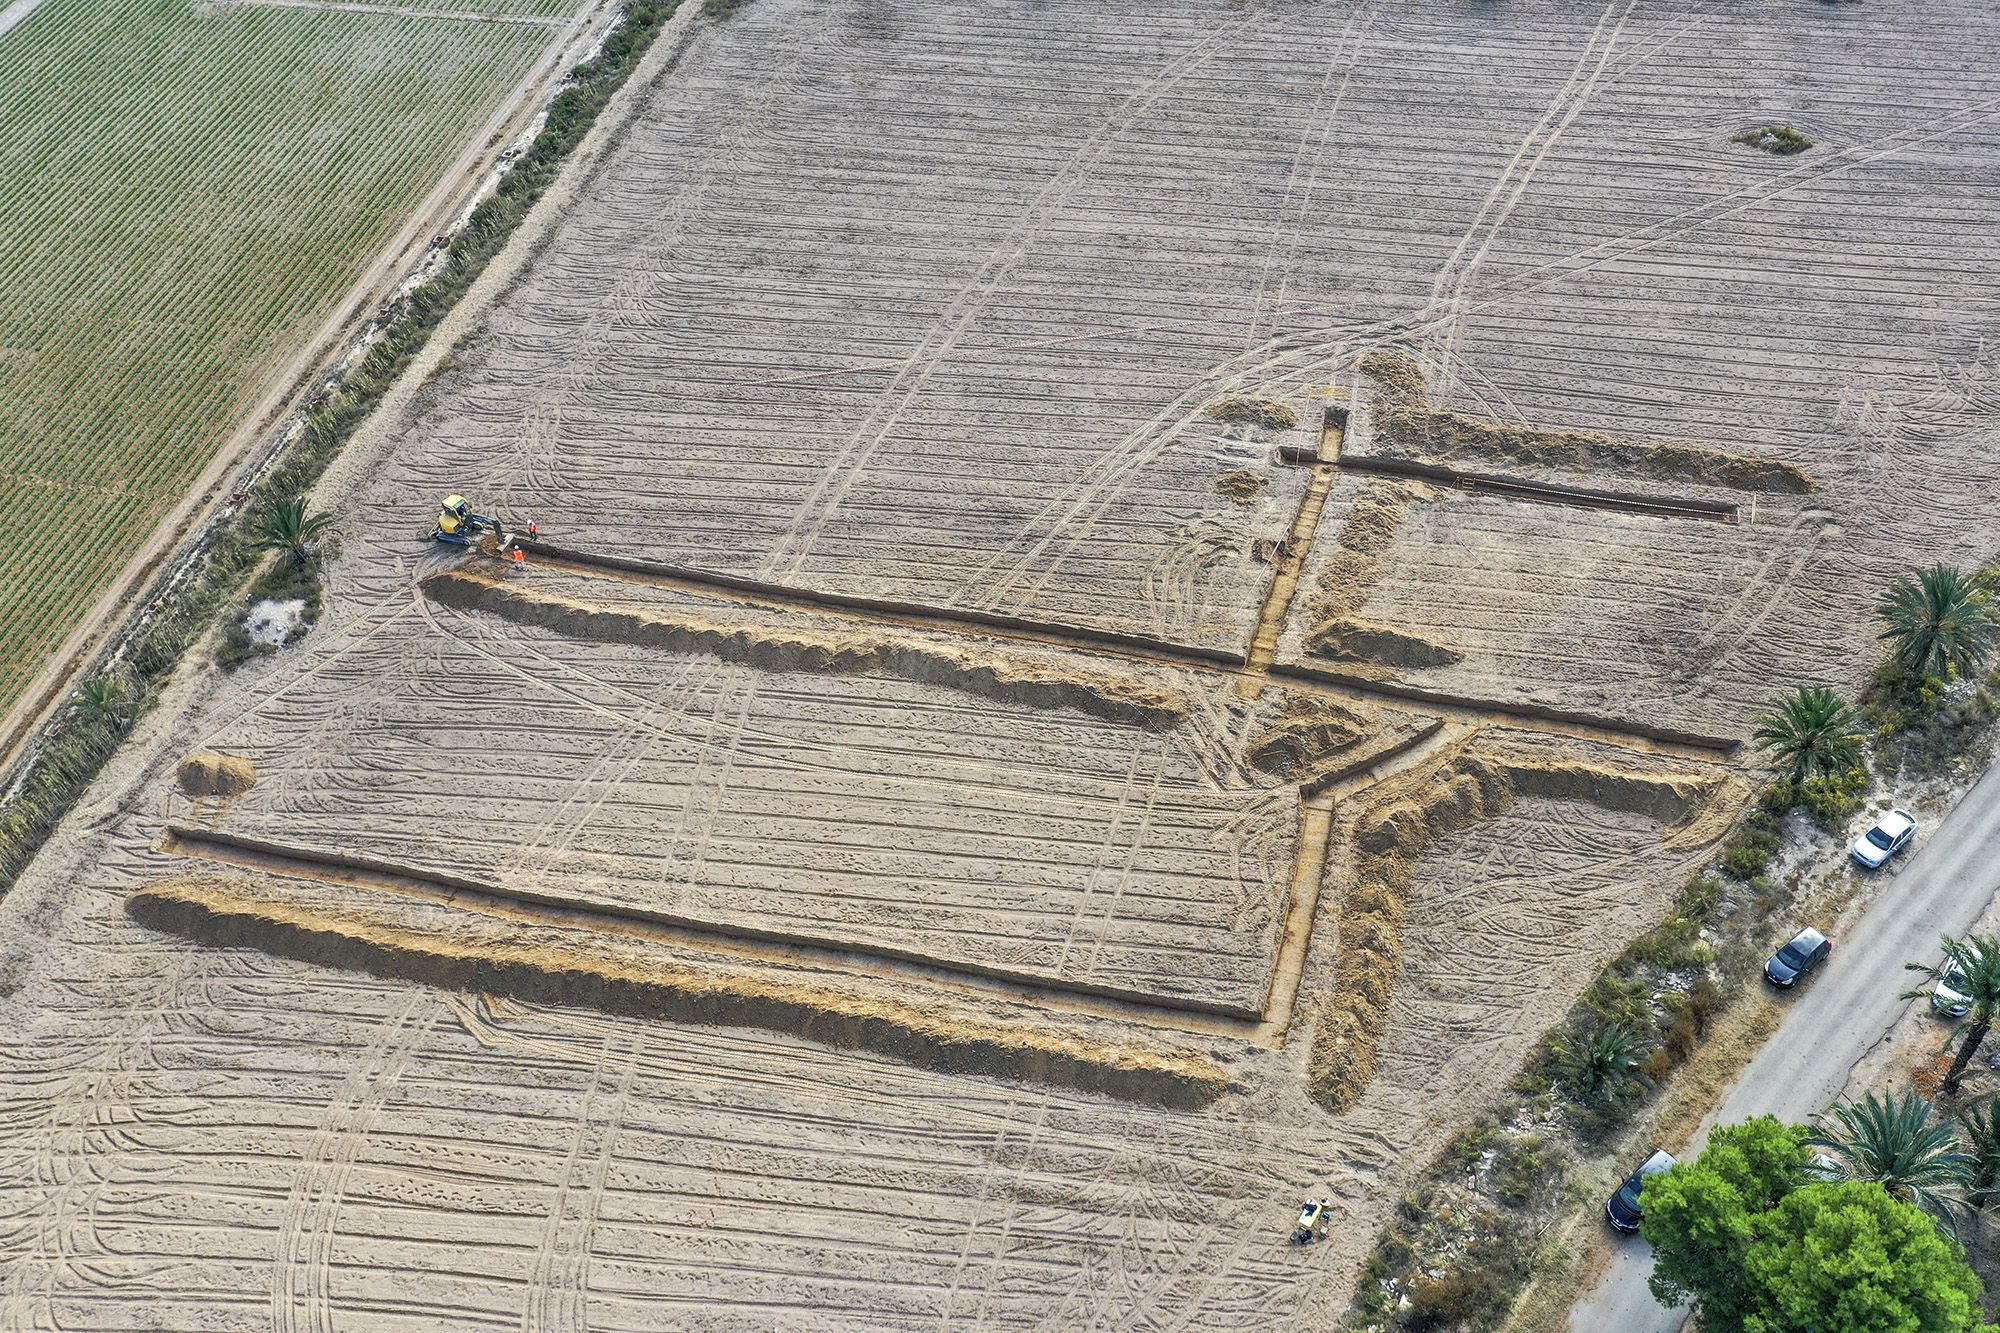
[243,597,306,646]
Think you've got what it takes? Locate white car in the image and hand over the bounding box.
[1850,808,1918,870]
[1933,958,1972,1017]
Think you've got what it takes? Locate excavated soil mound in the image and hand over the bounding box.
[1205,397,1298,432]
[129,875,1232,1111]
[1244,699,1372,781]
[1305,616,1463,670]
[1306,750,1731,1113]
[424,570,1188,728]
[176,752,256,799]
[1309,752,1514,1112]
[1359,350,1812,494]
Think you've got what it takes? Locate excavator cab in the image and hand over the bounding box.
[432,494,498,548]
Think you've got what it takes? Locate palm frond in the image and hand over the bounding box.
[1878,563,1996,681]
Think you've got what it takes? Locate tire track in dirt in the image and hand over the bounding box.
[273,989,441,1333]
[756,11,1264,582]
[521,1023,641,1333]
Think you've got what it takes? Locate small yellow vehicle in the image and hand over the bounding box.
[431,494,502,548]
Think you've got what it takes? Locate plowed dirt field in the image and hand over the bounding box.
[5,0,2000,1327]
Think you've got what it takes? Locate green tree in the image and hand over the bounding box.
[1908,936,2000,1098]
[1746,1183,1991,1332]
[1956,1099,2000,1215]
[1811,1091,1971,1224]
[1551,1022,1648,1104]
[72,676,129,732]
[247,495,334,571]
[1750,686,1867,785]
[1879,563,1997,682]
[1643,1116,1809,1319]
[1646,1120,1995,1332]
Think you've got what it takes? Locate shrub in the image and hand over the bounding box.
[1722,811,1784,881]
[1798,765,1867,830]
[1731,124,1813,154]
[1492,1134,1553,1206]
[1402,1244,1519,1327]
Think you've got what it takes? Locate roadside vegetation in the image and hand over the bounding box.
[1645,1117,1993,1331]
[0,0,683,905]
[1346,561,2000,1330]
[217,497,336,670]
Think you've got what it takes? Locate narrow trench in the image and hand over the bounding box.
[1238,462,1338,692]
[472,522,1735,757]
[158,826,1287,1042]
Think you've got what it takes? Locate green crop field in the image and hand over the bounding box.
[0,0,570,721]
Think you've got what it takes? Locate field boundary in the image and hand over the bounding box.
[0,0,702,905]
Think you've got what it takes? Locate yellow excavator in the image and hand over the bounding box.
[431,494,503,549]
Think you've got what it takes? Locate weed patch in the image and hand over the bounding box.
[1732,124,1813,155]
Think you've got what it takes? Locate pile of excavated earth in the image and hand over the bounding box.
[5,1,2000,1328]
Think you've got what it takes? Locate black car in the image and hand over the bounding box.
[1606,1149,1677,1232]
[1765,927,1831,988]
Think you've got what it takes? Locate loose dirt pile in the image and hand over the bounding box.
[424,568,1190,727]
[1243,698,1372,781]
[1503,757,1748,850]
[1206,397,1299,432]
[1309,747,1515,1112]
[1214,469,1267,503]
[1301,478,1443,669]
[1359,350,1813,494]
[1305,616,1464,671]
[175,751,256,799]
[130,874,1232,1110]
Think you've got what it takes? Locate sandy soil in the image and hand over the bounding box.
[6,0,2000,1327]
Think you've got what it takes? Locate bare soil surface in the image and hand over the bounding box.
[5,1,2000,1328]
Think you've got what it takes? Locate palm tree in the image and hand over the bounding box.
[247,495,334,570]
[1750,686,1867,784]
[1878,563,1997,681]
[1552,1023,1649,1104]
[1905,934,2000,1096]
[1810,1091,1971,1225]
[1956,1099,2000,1215]
[73,676,128,732]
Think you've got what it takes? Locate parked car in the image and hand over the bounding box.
[1850,808,1918,869]
[1765,927,1831,988]
[1932,958,1972,1017]
[1606,1148,1677,1232]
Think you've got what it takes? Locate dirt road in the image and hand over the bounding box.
[1568,760,2000,1332]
